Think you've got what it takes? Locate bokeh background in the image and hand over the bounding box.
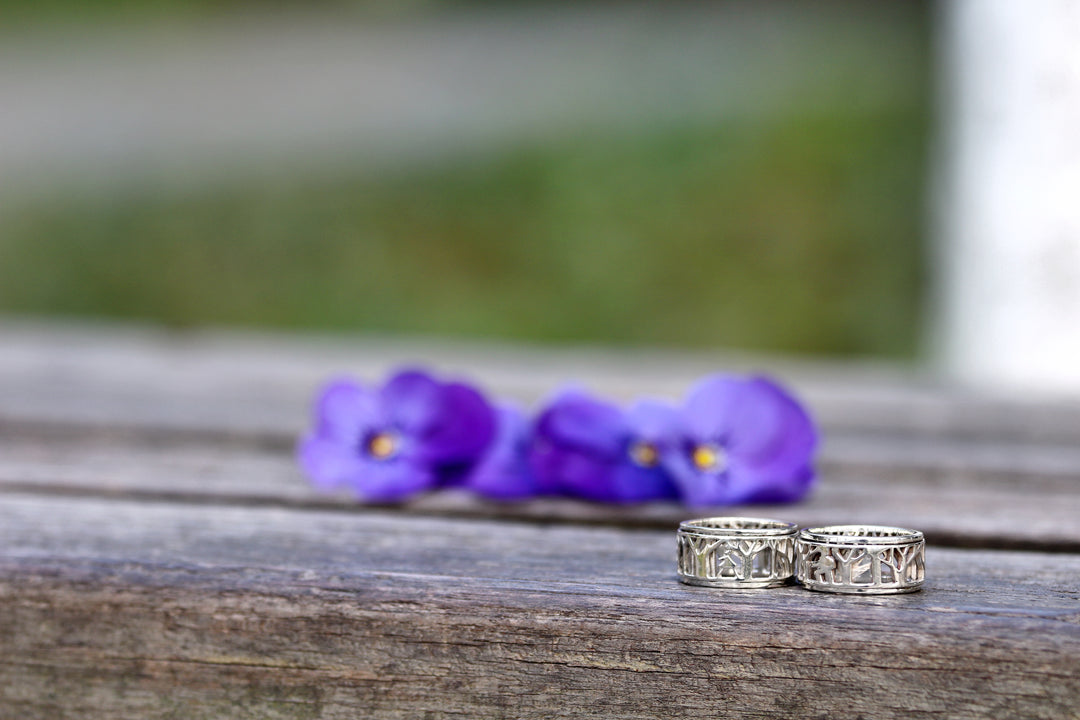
[0,0,930,359]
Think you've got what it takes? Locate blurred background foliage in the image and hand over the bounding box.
[0,0,931,358]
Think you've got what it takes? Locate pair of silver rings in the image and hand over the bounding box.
[676,517,925,594]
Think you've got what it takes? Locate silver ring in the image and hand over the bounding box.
[677,517,798,588]
[796,525,925,594]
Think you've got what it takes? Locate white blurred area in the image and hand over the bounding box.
[936,0,1080,395]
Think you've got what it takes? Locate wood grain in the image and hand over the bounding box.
[4,322,1080,718]
[1,494,1078,720]
[5,320,1080,444]
[1,433,1077,551]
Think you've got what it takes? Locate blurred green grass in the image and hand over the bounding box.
[0,108,927,357]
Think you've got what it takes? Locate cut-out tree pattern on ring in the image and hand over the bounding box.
[679,534,725,578]
[679,535,793,581]
[799,542,923,589]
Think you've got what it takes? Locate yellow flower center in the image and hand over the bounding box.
[366,432,398,460]
[692,443,727,473]
[627,440,659,468]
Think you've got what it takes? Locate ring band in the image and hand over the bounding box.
[677,517,798,588]
[795,525,925,594]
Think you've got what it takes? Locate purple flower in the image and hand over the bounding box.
[463,403,555,501]
[529,390,681,503]
[297,369,497,502]
[665,375,817,506]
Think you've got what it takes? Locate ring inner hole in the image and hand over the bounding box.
[810,526,917,538]
[693,519,787,531]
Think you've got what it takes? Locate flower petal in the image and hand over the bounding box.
[381,369,496,466]
[346,459,436,502]
[683,375,752,446]
[380,369,443,435]
[626,398,684,452]
[531,445,614,501]
[466,404,550,500]
[665,450,815,507]
[530,391,680,502]
[738,377,818,466]
[298,434,434,501]
[674,374,817,506]
[297,435,364,492]
[312,378,381,444]
[529,390,627,498]
[534,390,625,457]
[577,399,684,502]
[426,380,498,464]
[662,450,732,507]
[684,375,816,465]
[605,462,679,502]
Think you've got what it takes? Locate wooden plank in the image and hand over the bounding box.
[4,320,1080,444]
[1,432,1077,551]
[1,493,1078,719]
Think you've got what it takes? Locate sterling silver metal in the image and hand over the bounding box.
[677,517,798,588]
[796,525,925,594]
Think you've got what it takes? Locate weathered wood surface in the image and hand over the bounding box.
[2,493,1079,720]
[3,321,1080,718]
[5,320,1080,444]
[1,432,1078,550]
